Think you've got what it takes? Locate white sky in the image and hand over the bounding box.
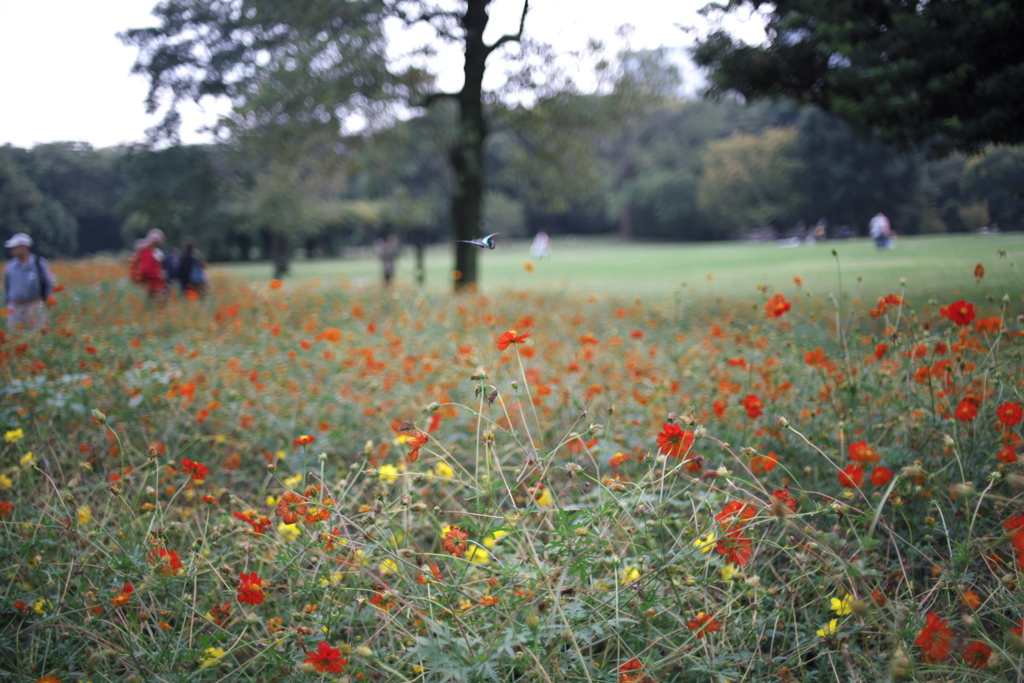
[0,0,764,149]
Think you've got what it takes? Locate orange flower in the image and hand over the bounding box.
[716,500,756,528]
[914,611,953,662]
[110,582,133,606]
[963,640,991,668]
[764,292,791,318]
[715,527,752,566]
[869,466,893,487]
[770,488,797,514]
[442,526,469,558]
[0,501,13,518]
[496,329,530,351]
[749,451,778,475]
[655,423,694,459]
[479,595,500,606]
[838,464,863,488]
[740,393,764,419]
[292,435,316,445]
[941,300,975,326]
[150,548,183,575]
[954,397,979,422]
[268,279,283,290]
[304,641,348,674]
[848,441,880,464]
[237,572,264,605]
[275,491,308,525]
[209,602,231,625]
[997,401,1023,427]
[180,458,210,483]
[687,612,721,637]
[36,676,62,683]
[234,510,272,535]
[974,263,985,282]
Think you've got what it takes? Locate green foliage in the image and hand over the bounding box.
[961,147,1024,229]
[693,0,1024,155]
[698,127,808,234]
[0,148,78,256]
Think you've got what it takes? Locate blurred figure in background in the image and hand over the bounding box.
[530,231,551,259]
[869,213,893,249]
[177,237,208,297]
[3,232,54,332]
[130,229,168,301]
[374,232,400,286]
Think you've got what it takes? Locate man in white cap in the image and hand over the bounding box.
[3,233,55,332]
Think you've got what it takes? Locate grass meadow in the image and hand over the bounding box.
[2,234,1024,682]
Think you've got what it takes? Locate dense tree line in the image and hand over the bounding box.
[2,88,1022,261]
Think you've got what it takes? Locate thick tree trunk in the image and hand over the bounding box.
[452,0,490,292]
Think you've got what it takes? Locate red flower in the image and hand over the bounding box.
[405,430,429,462]
[1011,618,1024,640]
[234,510,272,535]
[275,491,308,525]
[750,451,778,475]
[715,500,756,528]
[110,582,133,606]
[941,300,976,326]
[618,659,642,673]
[237,572,264,606]
[417,564,444,584]
[304,640,348,674]
[442,526,469,558]
[997,446,1018,464]
[869,466,893,487]
[764,292,792,318]
[914,611,953,662]
[715,527,752,566]
[848,441,880,465]
[496,329,530,351]
[838,464,863,488]
[770,488,798,514]
[974,263,985,282]
[0,501,12,518]
[655,423,694,459]
[180,458,210,483]
[962,640,991,669]
[150,548,183,575]
[997,401,1024,427]
[740,393,764,419]
[687,612,721,637]
[954,397,980,422]
[209,602,231,625]
[292,435,316,445]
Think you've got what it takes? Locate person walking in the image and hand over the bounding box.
[131,229,168,301]
[373,232,400,286]
[869,213,892,249]
[3,233,55,332]
[176,237,208,297]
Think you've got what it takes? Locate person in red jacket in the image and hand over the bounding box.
[135,229,167,300]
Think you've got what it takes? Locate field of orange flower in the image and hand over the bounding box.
[2,255,1024,682]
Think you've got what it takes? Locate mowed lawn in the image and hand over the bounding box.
[219,234,1024,302]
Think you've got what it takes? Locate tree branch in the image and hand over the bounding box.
[485,0,529,56]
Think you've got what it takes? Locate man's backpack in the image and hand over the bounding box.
[34,255,50,301]
[128,249,145,285]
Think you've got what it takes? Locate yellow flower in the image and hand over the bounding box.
[378,464,399,483]
[19,452,34,466]
[434,461,455,479]
[0,474,11,490]
[466,546,490,564]
[720,563,740,581]
[379,559,399,575]
[319,573,343,587]
[816,619,839,638]
[34,598,52,614]
[283,473,302,489]
[276,450,286,460]
[830,595,853,616]
[483,530,508,550]
[622,566,641,584]
[215,435,227,444]
[266,494,278,506]
[693,531,716,553]
[201,647,226,668]
[4,428,24,443]
[535,489,553,507]
[278,522,301,541]
[77,506,92,525]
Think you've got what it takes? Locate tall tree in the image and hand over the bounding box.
[692,0,1024,156]
[121,0,532,289]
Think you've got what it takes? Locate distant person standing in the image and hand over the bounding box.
[3,232,54,333]
[177,237,208,296]
[530,231,551,259]
[374,232,400,286]
[869,213,892,249]
[130,229,168,300]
